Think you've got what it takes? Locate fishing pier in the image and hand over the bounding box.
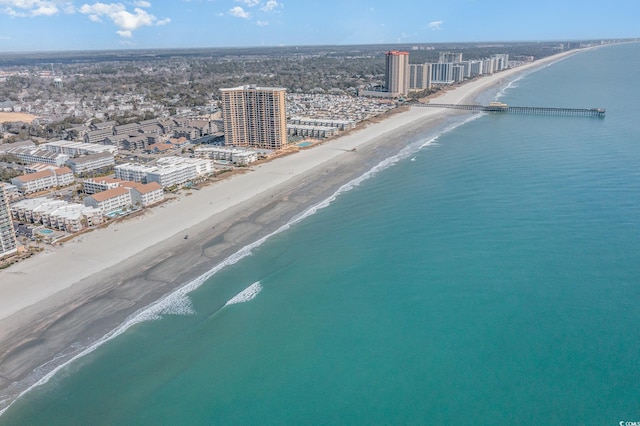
[414,102,606,118]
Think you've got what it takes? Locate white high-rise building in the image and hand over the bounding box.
[431,63,454,84]
[0,183,18,258]
[438,51,463,63]
[452,65,466,83]
[409,64,432,91]
[469,60,484,77]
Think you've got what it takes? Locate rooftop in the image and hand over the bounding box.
[89,186,129,202]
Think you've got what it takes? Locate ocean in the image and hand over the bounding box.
[2,43,640,425]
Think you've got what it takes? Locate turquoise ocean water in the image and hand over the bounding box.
[3,43,640,425]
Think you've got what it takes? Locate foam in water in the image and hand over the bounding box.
[225,282,263,306]
[0,106,499,417]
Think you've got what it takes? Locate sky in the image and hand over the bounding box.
[0,0,638,52]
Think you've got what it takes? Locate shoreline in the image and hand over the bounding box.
[0,48,583,413]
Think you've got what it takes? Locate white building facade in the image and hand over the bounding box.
[11,167,74,194]
[0,183,18,258]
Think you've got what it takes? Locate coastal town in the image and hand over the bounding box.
[0,39,622,268]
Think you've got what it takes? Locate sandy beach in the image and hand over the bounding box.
[0,49,580,410]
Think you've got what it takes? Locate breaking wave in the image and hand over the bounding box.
[225,282,263,306]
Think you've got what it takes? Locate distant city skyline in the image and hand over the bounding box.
[0,0,638,52]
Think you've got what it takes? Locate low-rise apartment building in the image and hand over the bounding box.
[66,152,115,175]
[83,176,128,195]
[11,167,74,194]
[194,147,258,165]
[128,182,164,207]
[84,128,113,144]
[114,163,157,183]
[84,186,132,214]
[8,147,69,166]
[44,140,118,156]
[146,163,197,188]
[11,197,103,232]
[287,124,338,139]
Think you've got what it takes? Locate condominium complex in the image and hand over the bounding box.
[193,147,259,166]
[43,140,118,156]
[409,63,433,91]
[287,124,338,139]
[10,197,103,233]
[429,52,510,85]
[114,163,157,183]
[115,157,214,188]
[0,183,18,258]
[288,117,356,131]
[384,50,410,97]
[2,147,69,166]
[431,62,454,84]
[66,152,115,175]
[83,181,164,214]
[84,186,133,214]
[220,85,287,150]
[438,51,463,64]
[11,167,74,194]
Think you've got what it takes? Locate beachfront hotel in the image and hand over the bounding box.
[0,183,18,258]
[384,50,410,97]
[220,85,287,150]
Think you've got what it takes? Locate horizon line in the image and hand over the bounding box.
[1,37,638,56]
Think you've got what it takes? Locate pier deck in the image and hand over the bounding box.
[414,103,606,118]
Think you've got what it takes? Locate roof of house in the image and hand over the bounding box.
[168,137,188,145]
[88,186,129,202]
[133,182,163,194]
[151,143,174,152]
[14,169,54,182]
[54,167,73,175]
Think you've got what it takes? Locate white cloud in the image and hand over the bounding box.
[79,2,170,37]
[260,0,280,12]
[133,0,150,7]
[228,6,249,18]
[427,20,443,30]
[256,20,268,26]
[235,0,259,6]
[0,0,75,17]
